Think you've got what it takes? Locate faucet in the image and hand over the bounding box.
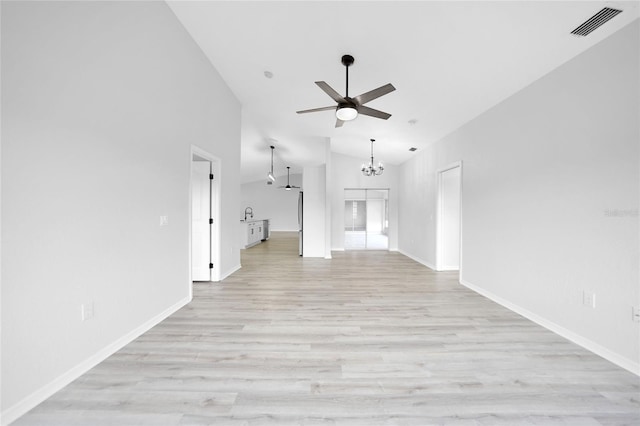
[244,207,253,221]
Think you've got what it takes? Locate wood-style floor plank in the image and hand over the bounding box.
[14,232,640,425]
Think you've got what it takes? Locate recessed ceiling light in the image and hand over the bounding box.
[408,119,418,125]
[409,147,417,152]
[264,70,274,79]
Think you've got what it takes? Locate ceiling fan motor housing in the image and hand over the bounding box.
[341,55,354,67]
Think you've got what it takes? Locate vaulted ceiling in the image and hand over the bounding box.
[167,1,639,183]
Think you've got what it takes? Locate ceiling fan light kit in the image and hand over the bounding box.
[296,54,395,128]
[336,105,358,121]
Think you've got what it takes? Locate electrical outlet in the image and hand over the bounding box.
[632,306,640,323]
[582,291,596,308]
[159,215,169,226]
[81,302,94,321]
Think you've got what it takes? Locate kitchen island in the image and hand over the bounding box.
[240,219,270,248]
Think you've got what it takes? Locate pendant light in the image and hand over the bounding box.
[267,145,276,184]
[362,139,384,176]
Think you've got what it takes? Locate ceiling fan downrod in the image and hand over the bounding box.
[342,55,354,98]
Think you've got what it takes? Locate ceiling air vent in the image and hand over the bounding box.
[409,147,417,152]
[571,7,622,37]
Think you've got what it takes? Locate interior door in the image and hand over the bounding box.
[192,161,211,281]
[438,165,461,271]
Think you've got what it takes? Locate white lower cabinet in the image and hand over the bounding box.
[242,219,270,248]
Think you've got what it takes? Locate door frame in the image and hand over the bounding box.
[436,161,463,272]
[189,145,221,295]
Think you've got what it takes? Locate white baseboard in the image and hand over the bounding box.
[1,296,191,426]
[220,263,241,281]
[397,249,436,271]
[439,265,460,271]
[460,278,640,376]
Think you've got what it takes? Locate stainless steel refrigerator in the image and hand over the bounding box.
[298,191,303,256]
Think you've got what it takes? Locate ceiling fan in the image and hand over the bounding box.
[296,54,396,128]
[266,145,276,185]
[279,166,300,191]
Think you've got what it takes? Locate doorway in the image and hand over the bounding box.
[191,146,220,284]
[344,189,389,250]
[436,162,462,271]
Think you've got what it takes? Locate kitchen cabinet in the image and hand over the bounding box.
[241,219,270,249]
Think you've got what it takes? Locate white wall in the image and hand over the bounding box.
[0,3,3,417]
[398,21,639,373]
[302,166,326,257]
[330,152,399,251]
[1,2,241,422]
[241,173,302,231]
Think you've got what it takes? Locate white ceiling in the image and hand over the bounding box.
[167,1,639,183]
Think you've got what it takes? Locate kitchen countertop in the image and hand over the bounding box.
[240,218,269,223]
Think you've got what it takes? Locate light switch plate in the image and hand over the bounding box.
[81,302,94,321]
[582,290,596,309]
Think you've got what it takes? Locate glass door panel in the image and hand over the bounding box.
[344,189,389,250]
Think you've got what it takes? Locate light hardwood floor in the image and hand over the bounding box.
[15,232,640,425]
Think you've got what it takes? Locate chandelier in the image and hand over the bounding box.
[361,139,384,176]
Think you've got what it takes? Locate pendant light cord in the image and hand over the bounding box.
[270,146,274,173]
[370,140,374,165]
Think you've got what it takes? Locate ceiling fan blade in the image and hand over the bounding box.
[357,105,392,120]
[353,83,396,106]
[335,118,345,128]
[315,81,345,103]
[296,106,336,114]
